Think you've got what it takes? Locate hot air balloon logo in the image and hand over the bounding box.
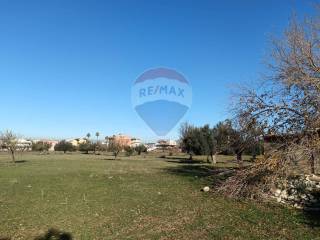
[132,67,192,136]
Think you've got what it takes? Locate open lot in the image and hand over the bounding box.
[0,152,319,240]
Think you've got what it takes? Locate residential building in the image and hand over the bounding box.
[146,143,157,152]
[130,138,142,148]
[106,134,132,147]
[156,139,177,148]
[32,140,60,151]
[145,140,178,152]
[67,138,88,147]
[105,134,144,148]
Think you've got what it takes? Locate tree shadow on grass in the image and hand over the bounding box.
[164,163,236,179]
[166,159,203,164]
[102,157,118,161]
[0,236,11,240]
[301,190,320,228]
[34,228,72,240]
[15,160,27,163]
[303,210,320,228]
[0,160,28,166]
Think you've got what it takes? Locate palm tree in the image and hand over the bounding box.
[95,132,100,142]
[86,133,91,141]
[94,132,100,155]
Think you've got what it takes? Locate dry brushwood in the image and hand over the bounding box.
[218,133,320,199]
[217,150,288,199]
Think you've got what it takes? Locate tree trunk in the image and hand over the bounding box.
[212,153,217,165]
[310,151,315,174]
[10,149,15,163]
[236,152,243,167]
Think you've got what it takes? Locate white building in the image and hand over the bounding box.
[17,139,32,151]
[145,140,178,152]
[130,138,142,148]
[67,138,88,147]
[146,143,157,152]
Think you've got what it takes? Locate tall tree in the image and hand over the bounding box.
[232,16,320,173]
[94,132,100,154]
[86,133,91,141]
[95,132,100,142]
[214,120,233,155]
[218,11,320,199]
[179,123,206,160]
[200,125,217,163]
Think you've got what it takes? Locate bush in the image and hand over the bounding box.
[32,141,52,152]
[108,142,123,159]
[135,145,147,155]
[78,142,95,154]
[54,140,75,153]
[96,144,108,152]
[124,146,134,156]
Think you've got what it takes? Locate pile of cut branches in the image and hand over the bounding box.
[218,134,320,199]
[217,150,291,199]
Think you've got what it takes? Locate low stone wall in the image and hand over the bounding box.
[272,175,320,210]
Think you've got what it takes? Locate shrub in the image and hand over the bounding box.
[135,145,147,155]
[54,140,75,153]
[78,142,95,154]
[108,142,122,159]
[32,141,52,152]
[124,146,134,156]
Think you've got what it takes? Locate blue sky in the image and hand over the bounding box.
[0,0,316,141]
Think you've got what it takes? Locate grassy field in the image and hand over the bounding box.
[0,152,319,240]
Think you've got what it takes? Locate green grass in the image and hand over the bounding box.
[0,152,319,240]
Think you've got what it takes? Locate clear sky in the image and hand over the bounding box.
[0,0,316,141]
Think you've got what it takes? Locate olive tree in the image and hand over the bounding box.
[32,141,52,153]
[179,123,209,160]
[108,141,123,160]
[78,142,95,154]
[54,140,75,153]
[135,145,147,155]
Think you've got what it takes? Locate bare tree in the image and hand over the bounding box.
[0,130,18,163]
[232,14,320,172]
[219,12,320,198]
